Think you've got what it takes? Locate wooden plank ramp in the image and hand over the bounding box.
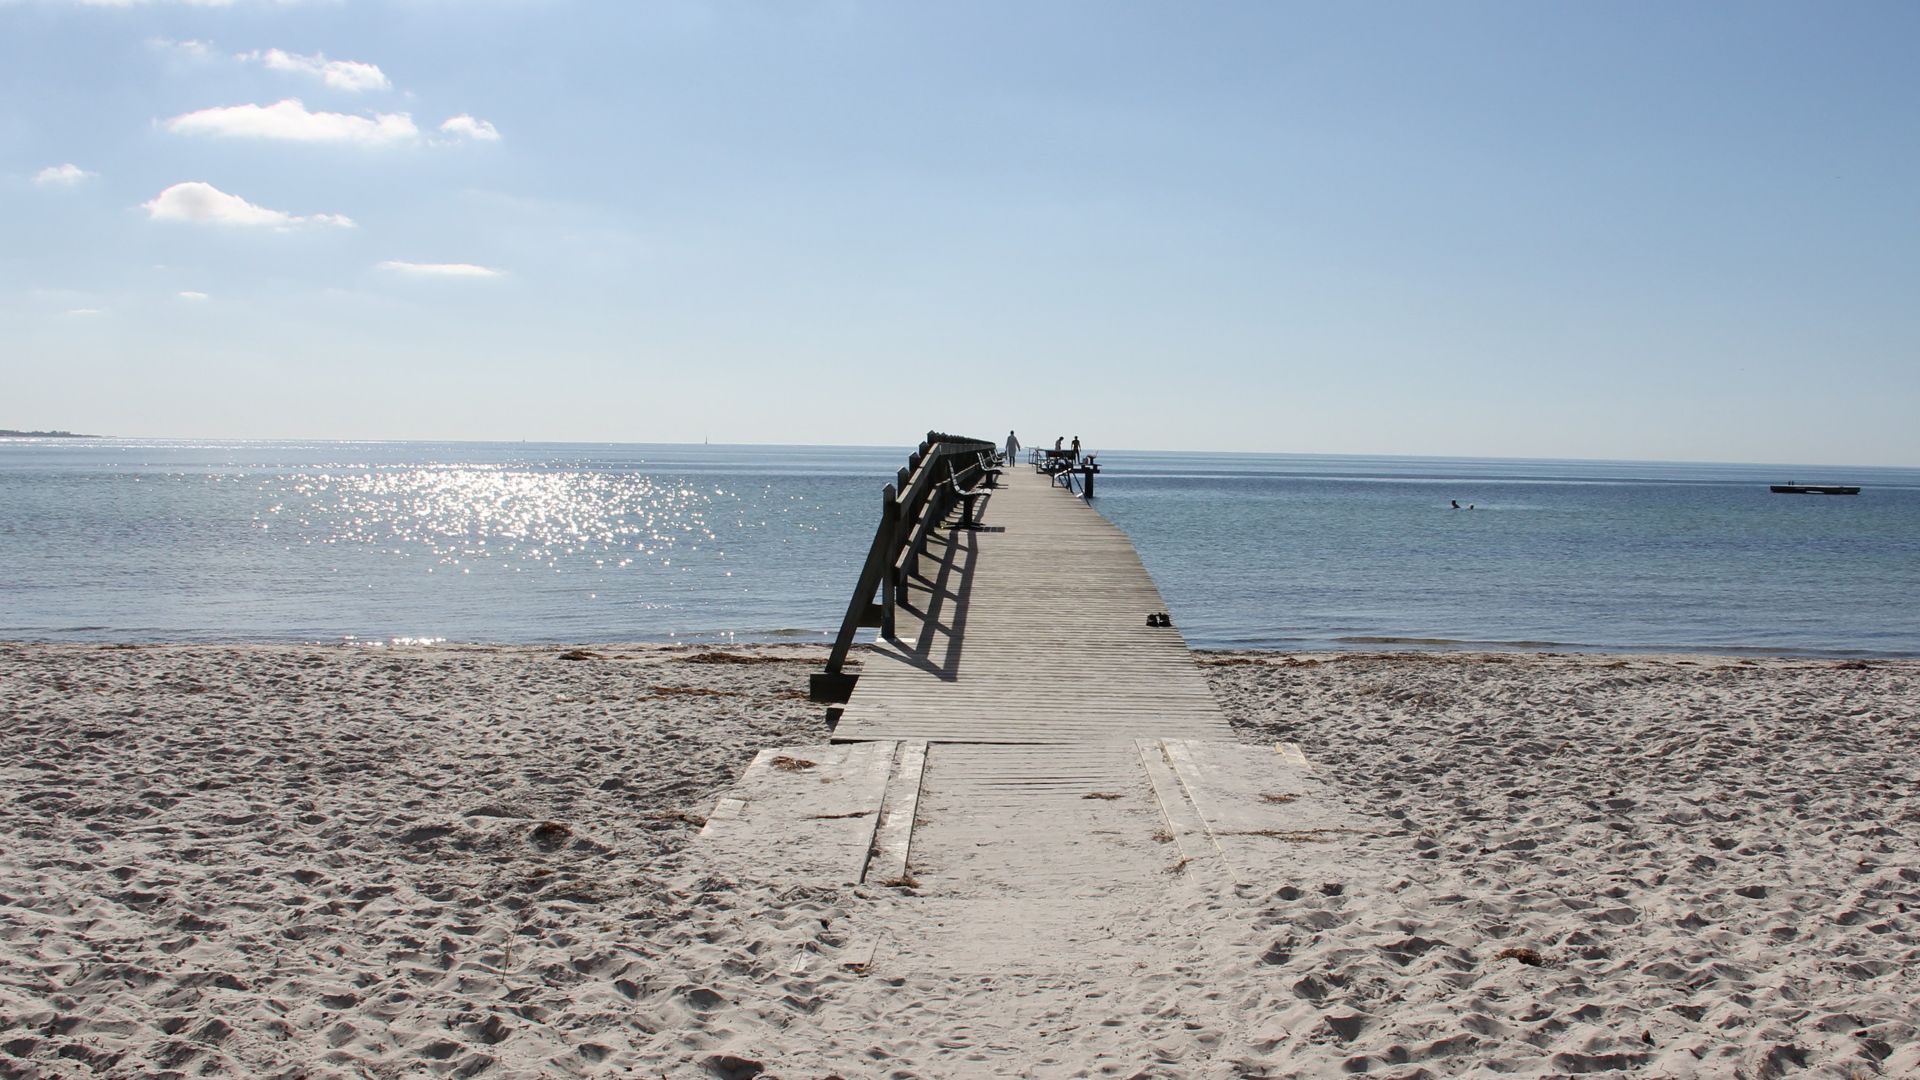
[696,742,897,885]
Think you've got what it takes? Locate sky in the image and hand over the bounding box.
[3,1,1917,465]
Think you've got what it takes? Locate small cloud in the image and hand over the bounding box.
[143,181,354,229]
[65,308,106,317]
[178,290,210,301]
[165,99,416,144]
[377,260,503,278]
[34,164,96,187]
[149,37,215,60]
[438,114,501,142]
[241,49,390,93]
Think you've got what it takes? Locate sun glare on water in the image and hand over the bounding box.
[259,465,728,575]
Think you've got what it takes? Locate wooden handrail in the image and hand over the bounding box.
[812,431,995,703]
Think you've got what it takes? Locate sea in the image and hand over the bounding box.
[4,439,1918,658]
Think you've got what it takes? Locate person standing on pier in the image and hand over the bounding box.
[1070,435,1081,461]
[1005,430,1021,465]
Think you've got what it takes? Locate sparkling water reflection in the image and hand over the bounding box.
[0,441,893,644]
[267,467,730,571]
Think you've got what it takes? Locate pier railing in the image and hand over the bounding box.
[811,431,996,703]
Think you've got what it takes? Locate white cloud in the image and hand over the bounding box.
[143,181,354,229]
[34,164,95,186]
[178,291,210,301]
[165,99,417,144]
[377,261,503,278]
[149,37,216,60]
[438,114,501,142]
[65,308,106,317]
[241,49,390,93]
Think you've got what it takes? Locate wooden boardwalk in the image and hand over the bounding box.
[831,465,1233,745]
[686,454,1368,1073]
[698,461,1339,895]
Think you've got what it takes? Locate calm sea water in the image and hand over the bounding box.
[3,439,1917,656]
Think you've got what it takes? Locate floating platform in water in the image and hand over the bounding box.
[1770,484,1860,495]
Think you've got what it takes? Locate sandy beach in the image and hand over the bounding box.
[3,643,1915,1078]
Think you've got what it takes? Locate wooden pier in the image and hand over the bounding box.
[829,456,1229,745]
[692,434,1362,1071]
[703,429,1351,880]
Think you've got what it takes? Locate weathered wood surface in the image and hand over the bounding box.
[865,740,929,885]
[873,741,1181,978]
[696,741,896,885]
[831,466,1234,744]
[1157,738,1369,885]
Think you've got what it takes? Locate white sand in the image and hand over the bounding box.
[1202,651,1920,1079]
[0,643,820,1079]
[2,644,1915,1078]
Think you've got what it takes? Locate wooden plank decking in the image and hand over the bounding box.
[683,459,1378,1075]
[831,465,1232,745]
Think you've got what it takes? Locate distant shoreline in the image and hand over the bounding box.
[0,436,1907,471]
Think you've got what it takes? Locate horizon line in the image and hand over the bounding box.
[3,433,1912,473]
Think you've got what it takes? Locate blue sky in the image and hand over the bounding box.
[4,1,1917,465]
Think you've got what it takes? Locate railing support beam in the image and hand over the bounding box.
[811,434,995,703]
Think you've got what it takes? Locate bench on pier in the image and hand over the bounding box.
[946,453,1001,527]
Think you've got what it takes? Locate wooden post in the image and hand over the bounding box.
[880,485,899,638]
